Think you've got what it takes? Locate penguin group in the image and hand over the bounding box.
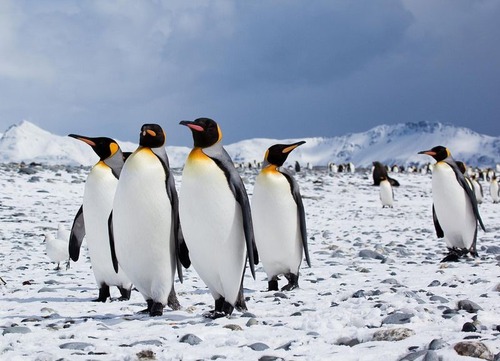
[68,118,311,318]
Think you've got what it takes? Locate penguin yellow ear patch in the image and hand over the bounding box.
[217,125,223,142]
[109,142,119,155]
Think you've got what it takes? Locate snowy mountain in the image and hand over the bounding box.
[0,120,499,168]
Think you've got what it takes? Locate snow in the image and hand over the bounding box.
[1,120,499,169]
[1,162,499,360]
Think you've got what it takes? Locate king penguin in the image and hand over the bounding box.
[489,174,499,203]
[68,135,132,302]
[251,142,311,291]
[379,176,394,208]
[179,117,259,319]
[109,124,190,316]
[418,146,486,262]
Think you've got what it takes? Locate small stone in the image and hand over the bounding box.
[130,340,163,347]
[486,246,500,254]
[428,280,441,287]
[457,300,483,313]
[258,357,285,361]
[240,312,256,318]
[273,292,287,299]
[372,328,415,341]
[2,326,32,335]
[223,324,243,331]
[179,334,202,345]
[423,350,439,361]
[442,309,459,319]
[59,342,94,351]
[428,338,446,350]
[275,341,294,351]
[352,290,365,298]
[398,350,427,361]
[358,249,385,260]
[454,341,494,360]
[136,350,156,360]
[337,337,360,347]
[382,312,414,325]
[247,342,270,351]
[429,295,448,303]
[246,318,258,327]
[462,322,477,332]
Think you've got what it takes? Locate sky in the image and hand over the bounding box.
[0,0,499,146]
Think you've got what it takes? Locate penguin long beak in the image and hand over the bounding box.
[179,120,204,132]
[68,134,96,147]
[282,141,306,154]
[418,149,436,156]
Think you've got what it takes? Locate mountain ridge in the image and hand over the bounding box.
[0,120,498,168]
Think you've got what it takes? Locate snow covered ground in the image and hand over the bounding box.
[1,163,499,360]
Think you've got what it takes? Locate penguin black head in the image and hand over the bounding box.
[265,141,306,167]
[139,124,166,148]
[68,134,120,161]
[418,145,450,162]
[179,118,222,148]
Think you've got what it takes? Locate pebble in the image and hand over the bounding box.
[428,280,441,287]
[454,341,494,360]
[486,245,500,254]
[429,295,448,303]
[2,326,32,335]
[462,322,477,332]
[457,300,483,313]
[398,350,427,361]
[130,340,163,347]
[422,350,439,361]
[358,249,385,260]
[258,357,285,361]
[179,334,202,345]
[428,338,446,350]
[136,350,155,360]
[275,341,294,351]
[372,328,415,341]
[247,342,270,351]
[59,342,94,351]
[223,324,243,331]
[382,313,414,325]
[246,318,258,327]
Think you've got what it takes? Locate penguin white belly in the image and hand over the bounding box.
[179,155,245,305]
[113,149,174,304]
[473,181,482,203]
[432,163,476,249]
[379,180,394,207]
[490,181,499,202]
[83,164,131,288]
[251,171,302,278]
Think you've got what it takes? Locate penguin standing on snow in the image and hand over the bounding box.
[379,176,394,208]
[489,174,499,203]
[251,141,311,291]
[68,135,132,301]
[418,146,486,262]
[109,124,190,316]
[44,224,71,271]
[179,118,258,319]
[470,174,483,204]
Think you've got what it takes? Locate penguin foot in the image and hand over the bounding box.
[138,299,154,313]
[441,249,461,263]
[268,279,279,291]
[167,288,182,311]
[203,310,227,319]
[54,263,61,271]
[149,302,164,317]
[235,287,247,312]
[117,287,131,301]
[93,285,111,302]
[65,260,70,270]
[281,273,299,291]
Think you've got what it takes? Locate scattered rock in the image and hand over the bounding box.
[372,328,415,341]
[246,318,258,327]
[398,350,427,361]
[462,322,477,332]
[457,300,483,313]
[454,341,494,360]
[179,334,202,346]
[137,350,156,360]
[223,324,243,331]
[429,295,448,303]
[358,249,385,260]
[2,326,32,335]
[275,341,294,351]
[486,246,500,254]
[59,342,94,351]
[258,357,285,361]
[422,350,439,361]
[382,312,414,325]
[337,337,360,347]
[428,338,446,350]
[131,340,163,347]
[428,280,441,287]
[247,342,270,351]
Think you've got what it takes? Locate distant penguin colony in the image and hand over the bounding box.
[62,120,495,318]
[419,146,486,262]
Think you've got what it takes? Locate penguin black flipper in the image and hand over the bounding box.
[205,147,259,279]
[445,159,486,232]
[153,149,191,280]
[69,205,85,262]
[108,212,119,273]
[281,168,311,267]
[432,204,444,238]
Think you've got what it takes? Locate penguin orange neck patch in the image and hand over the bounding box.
[188,147,210,162]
